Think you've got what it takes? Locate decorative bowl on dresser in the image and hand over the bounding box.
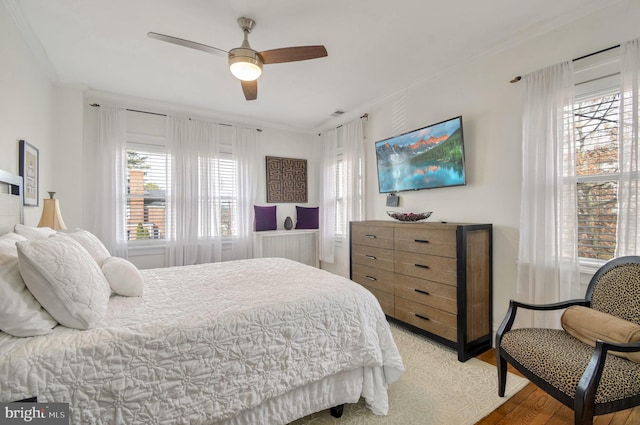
[349,220,492,362]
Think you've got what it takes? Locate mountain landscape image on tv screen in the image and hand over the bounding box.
[375,116,465,193]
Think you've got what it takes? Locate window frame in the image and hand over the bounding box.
[572,49,623,266]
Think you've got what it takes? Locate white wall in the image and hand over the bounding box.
[254,128,320,229]
[319,1,640,331]
[0,3,55,225]
[51,86,84,229]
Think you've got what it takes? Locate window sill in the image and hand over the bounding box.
[579,258,607,275]
[128,241,165,257]
[127,238,235,257]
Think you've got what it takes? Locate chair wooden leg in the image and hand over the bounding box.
[574,410,594,425]
[497,350,508,397]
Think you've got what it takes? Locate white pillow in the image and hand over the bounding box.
[55,229,111,267]
[101,257,144,297]
[14,224,56,240]
[17,237,111,330]
[0,233,57,337]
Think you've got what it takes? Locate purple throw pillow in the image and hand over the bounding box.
[295,206,319,229]
[254,205,277,231]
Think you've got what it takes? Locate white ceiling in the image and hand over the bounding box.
[10,0,618,132]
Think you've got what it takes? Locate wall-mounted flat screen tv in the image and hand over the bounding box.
[375,116,466,193]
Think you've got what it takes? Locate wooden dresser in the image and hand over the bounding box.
[350,220,492,361]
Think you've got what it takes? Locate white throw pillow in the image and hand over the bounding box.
[14,224,56,240]
[17,237,111,330]
[55,229,111,267]
[101,257,144,297]
[0,233,57,337]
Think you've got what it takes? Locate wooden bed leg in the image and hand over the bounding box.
[330,404,344,418]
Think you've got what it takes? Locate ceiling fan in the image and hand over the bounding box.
[147,17,328,101]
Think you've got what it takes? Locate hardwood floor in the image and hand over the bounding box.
[474,349,640,425]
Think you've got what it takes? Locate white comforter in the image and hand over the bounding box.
[0,258,403,424]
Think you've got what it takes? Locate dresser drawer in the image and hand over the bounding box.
[394,274,456,314]
[351,263,394,294]
[395,298,457,341]
[351,225,394,249]
[394,251,457,285]
[394,227,456,257]
[364,286,394,316]
[352,244,394,272]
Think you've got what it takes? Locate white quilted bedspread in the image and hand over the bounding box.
[0,258,404,424]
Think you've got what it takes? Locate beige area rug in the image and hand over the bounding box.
[291,323,529,425]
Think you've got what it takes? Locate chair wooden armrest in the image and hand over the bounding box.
[575,340,640,423]
[496,298,590,340]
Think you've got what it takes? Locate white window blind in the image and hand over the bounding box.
[126,145,169,241]
[218,153,237,237]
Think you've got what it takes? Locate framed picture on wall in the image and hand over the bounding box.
[19,139,39,206]
[266,156,307,203]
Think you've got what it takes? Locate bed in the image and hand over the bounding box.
[0,170,404,424]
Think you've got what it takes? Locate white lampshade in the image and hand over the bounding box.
[38,192,67,230]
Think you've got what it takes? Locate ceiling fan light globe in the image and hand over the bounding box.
[230,61,262,81]
[229,48,263,81]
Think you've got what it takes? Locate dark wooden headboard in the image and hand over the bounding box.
[0,169,24,234]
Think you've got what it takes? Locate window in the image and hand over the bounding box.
[126,145,168,241]
[335,153,345,236]
[331,122,365,239]
[217,153,237,237]
[572,48,623,261]
[574,92,620,260]
[126,143,239,242]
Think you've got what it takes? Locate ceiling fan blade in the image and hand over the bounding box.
[260,46,327,64]
[241,80,258,101]
[147,32,228,57]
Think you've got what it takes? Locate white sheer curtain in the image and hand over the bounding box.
[616,38,640,256]
[319,129,337,263]
[231,127,258,259]
[165,117,222,266]
[516,62,581,328]
[93,107,128,258]
[343,118,366,228]
[318,118,365,264]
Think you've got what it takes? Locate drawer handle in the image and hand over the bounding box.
[414,263,430,269]
[415,314,430,321]
[365,234,377,239]
[365,276,377,281]
[414,239,430,244]
[365,255,377,260]
[414,289,430,296]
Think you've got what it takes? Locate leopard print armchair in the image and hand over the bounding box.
[495,256,640,425]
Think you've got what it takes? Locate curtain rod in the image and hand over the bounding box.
[90,103,167,117]
[509,44,621,84]
[89,103,262,131]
